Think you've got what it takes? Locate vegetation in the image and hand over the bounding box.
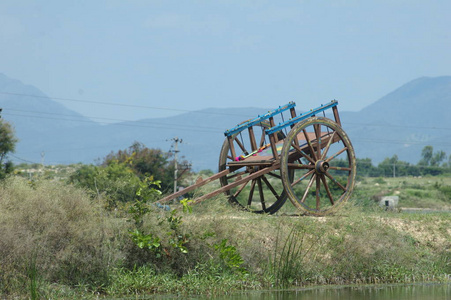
[102,141,191,194]
[355,146,451,177]
[1,143,450,298]
[0,119,17,179]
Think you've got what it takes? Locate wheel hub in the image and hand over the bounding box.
[315,160,329,174]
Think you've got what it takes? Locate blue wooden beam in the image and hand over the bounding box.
[265,100,338,135]
[224,102,296,137]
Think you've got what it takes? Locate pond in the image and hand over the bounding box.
[159,284,451,300]
[218,284,450,300]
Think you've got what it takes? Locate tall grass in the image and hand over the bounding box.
[0,177,127,297]
[271,223,322,287]
[0,175,450,298]
[27,251,39,300]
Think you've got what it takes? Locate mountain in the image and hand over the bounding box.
[1,73,450,170]
[341,76,451,165]
[0,73,97,164]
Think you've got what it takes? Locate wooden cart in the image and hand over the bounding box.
[158,100,356,216]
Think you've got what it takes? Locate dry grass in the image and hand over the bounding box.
[0,175,449,297]
[0,177,127,294]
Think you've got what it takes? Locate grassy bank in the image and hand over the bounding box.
[0,175,450,298]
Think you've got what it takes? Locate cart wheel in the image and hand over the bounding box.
[280,117,356,216]
[218,125,289,214]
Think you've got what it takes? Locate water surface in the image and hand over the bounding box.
[210,284,451,300]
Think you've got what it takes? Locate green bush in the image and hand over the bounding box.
[439,185,451,202]
[68,161,143,208]
[0,177,127,296]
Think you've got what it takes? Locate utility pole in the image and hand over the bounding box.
[41,151,45,167]
[170,137,183,194]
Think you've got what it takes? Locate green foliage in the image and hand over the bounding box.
[0,177,124,296]
[3,154,451,298]
[373,177,386,184]
[342,146,451,178]
[103,141,191,193]
[418,145,447,167]
[69,161,143,208]
[0,120,17,179]
[213,239,246,274]
[128,178,162,226]
[27,251,40,300]
[438,185,451,202]
[127,179,191,259]
[129,229,162,255]
[271,224,321,287]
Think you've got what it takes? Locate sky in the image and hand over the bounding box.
[1,0,450,123]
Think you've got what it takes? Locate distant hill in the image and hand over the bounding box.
[1,73,450,170]
[341,76,451,165]
[0,73,96,164]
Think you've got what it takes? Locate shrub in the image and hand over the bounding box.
[68,161,143,208]
[0,177,126,295]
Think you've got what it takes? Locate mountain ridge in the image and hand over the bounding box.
[1,74,450,170]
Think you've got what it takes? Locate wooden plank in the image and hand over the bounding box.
[156,169,230,204]
[191,164,280,205]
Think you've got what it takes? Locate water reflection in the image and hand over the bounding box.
[211,284,450,300]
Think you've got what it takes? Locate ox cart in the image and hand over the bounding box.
[158,100,356,216]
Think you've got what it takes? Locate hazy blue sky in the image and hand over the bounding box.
[1,1,450,122]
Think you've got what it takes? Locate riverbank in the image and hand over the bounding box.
[0,176,450,298]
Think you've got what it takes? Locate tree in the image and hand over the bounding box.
[69,161,144,208]
[378,155,399,177]
[0,120,18,179]
[416,145,447,176]
[419,145,433,166]
[430,150,446,166]
[103,142,191,193]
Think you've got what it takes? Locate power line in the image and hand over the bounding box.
[3,91,451,131]
[351,137,451,147]
[0,91,252,118]
[2,107,226,131]
[3,108,226,130]
[345,122,451,131]
[0,91,192,112]
[1,111,223,134]
[9,154,39,164]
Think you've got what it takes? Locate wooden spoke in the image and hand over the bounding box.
[261,175,280,200]
[234,136,247,153]
[325,171,346,191]
[320,174,335,205]
[313,124,322,160]
[321,131,336,160]
[291,141,316,164]
[234,180,251,198]
[266,171,282,179]
[328,166,352,171]
[280,116,356,216]
[259,128,266,148]
[219,123,289,214]
[247,180,257,206]
[316,175,321,210]
[286,163,314,169]
[301,173,316,203]
[325,147,348,163]
[303,128,318,161]
[291,169,315,187]
[257,178,266,210]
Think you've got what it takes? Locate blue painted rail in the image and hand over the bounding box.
[224,102,296,137]
[265,100,338,135]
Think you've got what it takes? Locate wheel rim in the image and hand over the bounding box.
[218,124,288,214]
[280,117,356,216]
